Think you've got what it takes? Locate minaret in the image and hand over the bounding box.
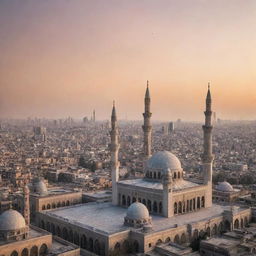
[142,81,152,159]
[110,101,120,205]
[23,185,30,225]
[202,83,214,207]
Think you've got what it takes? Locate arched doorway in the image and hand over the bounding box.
[21,248,29,256]
[234,219,239,229]
[11,251,18,256]
[174,234,180,244]
[133,240,139,253]
[30,246,38,256]
[181,233,186,244]
[39,244,48,256]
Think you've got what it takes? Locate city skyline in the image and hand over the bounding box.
[0,0,255,121]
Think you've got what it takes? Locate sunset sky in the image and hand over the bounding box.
[0,0,255,121]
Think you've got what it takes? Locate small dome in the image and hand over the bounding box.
[0,209,26,231]
[126,202,149,220]
[147,151,181,171]
[32,179,48,195]
[216,181,234,192]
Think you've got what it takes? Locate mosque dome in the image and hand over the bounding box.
[216,181,234,192]
[126,202,149,220]
[145,151,183,181]
[147,151,182,171]
[31,178,48,195]
[0,209,26,231]
[124,202,152,228]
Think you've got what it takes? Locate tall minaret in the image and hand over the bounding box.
[23,185,30,225]
[142,81,152,159]
[110,101,120,205]
[202,83,214,207]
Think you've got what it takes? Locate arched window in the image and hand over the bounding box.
[56,226,61,236]
[206,227,211,237]
[94,239,101,255]
[42,205,46,210]
[69,230,73,243]
[174,234,180,244]
[153,201,158,213]
[74,232,79,245]
[132,197,136,203]
[57,202,61,207]
[39,244,48,256]
[178,202,182,214]
[212,224,217,236]
[30,246,38,256]
[153,172,157,179]
[122,195,126,206]
[165,237,171,243]
[46,222,50,232]
[22,248,29,256]
[201,196,205,208]
[181,233,186,244]
[63,228,68,240]
[142,199,146,205]
[174,202,177,214]
[89,238,94,252]
[178,172,180,179]
[159,202,162,213]
[66,200,70,206]
[158,172,161,179]
[62,201,65,207]
[234,219,239,229]
[156,239,162,245]
[40,220,45,229]
[197,197,200,209]
[81,234,87,249]
[127,196,131,206]
[193,229,199,240]
[193,198,196,210]
[147,200,152,212]
[47,204,50,209]
[11,251,18,256]
[174,172,177,179]
[52,203,56,208]
[114,242,121,251]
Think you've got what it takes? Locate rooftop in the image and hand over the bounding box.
[118,178,200,192]
[43,202,248,235]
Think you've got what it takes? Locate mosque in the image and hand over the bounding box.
[35,84,251,256]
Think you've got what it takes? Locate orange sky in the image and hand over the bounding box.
[0,0,255,121]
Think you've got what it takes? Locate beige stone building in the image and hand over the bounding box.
[16,177,82,220]
[36,85,252,256]
[0,186,80,256]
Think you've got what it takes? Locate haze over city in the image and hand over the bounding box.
[0,0,255,121]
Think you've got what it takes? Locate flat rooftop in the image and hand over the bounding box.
[44,202,248,235]
[118,178,200,192]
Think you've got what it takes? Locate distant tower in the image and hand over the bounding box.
[142,81,152,159]
[23,185,30,225]
[110,101,120,205]
[202,83,214,208]
[162,168,173,217]
[93,109,96,122]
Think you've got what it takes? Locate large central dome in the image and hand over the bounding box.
[147,151,181,170]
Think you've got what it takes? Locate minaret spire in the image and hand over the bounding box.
[110,101,120,205]
[142,81,152,159]
[202,83,214,207]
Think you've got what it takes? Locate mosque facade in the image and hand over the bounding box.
[36,84,251,256]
